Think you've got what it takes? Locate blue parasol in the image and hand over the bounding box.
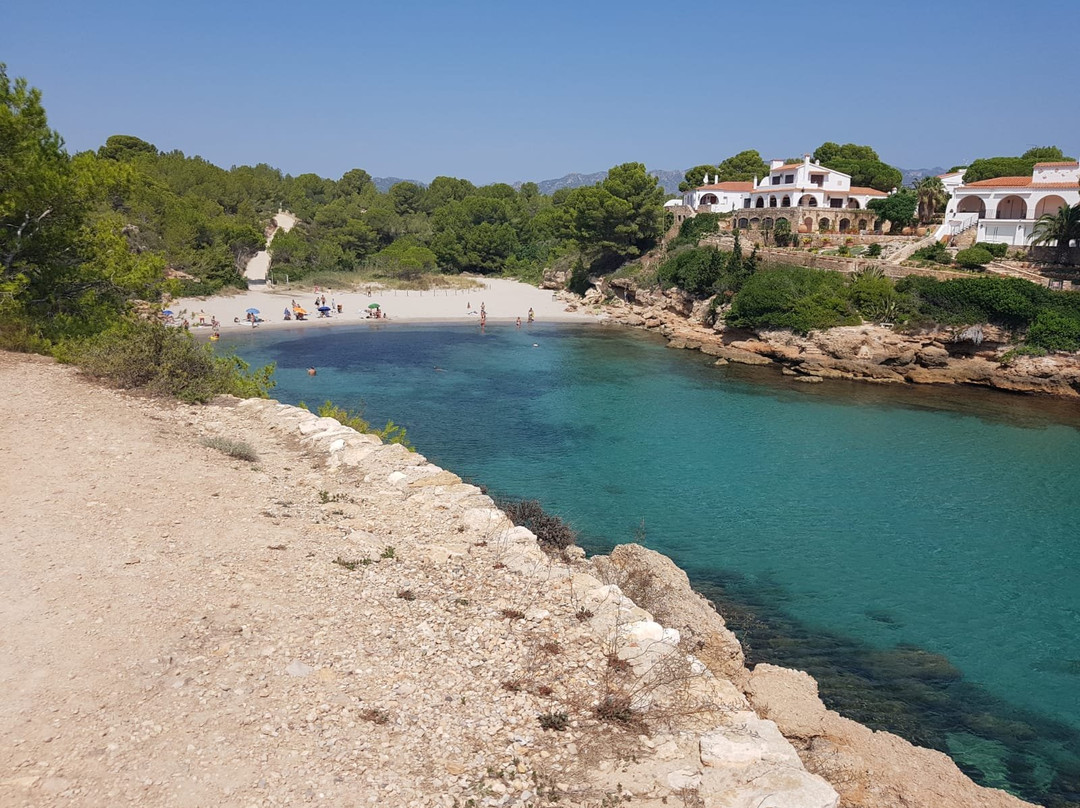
[245,308,260,314]
[318,305,331,312]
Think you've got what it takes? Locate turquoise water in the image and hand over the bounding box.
[224,322,1080,805]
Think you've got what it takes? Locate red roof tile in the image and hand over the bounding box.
[850,186,888,196]
[1034,161,1079,167]
[963,176,1079,189]
[964,176,1032,187]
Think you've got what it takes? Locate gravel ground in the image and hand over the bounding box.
[0,352,837,808]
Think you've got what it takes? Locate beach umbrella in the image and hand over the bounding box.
[367,303,381,309]
[162,310,174,316]
[318,305,331,312]
[246,308,260,314]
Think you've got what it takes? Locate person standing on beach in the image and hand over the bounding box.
[527,307,534,323]
[516,316,521,328]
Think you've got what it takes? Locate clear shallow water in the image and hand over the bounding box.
[224,322,1080,804]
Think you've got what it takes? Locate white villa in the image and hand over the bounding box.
[679,179,753,213]
[679,154,890,233]
[941,161,1080,246]
[740,155,887,213]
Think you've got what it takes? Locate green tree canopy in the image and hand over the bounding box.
[812,142,902,192]
[962,147,1075,183]
[337,168,373,197]
[680,164,718,192]
[868,188,917,232]
[716,149,770,182]
[98,134,158,161]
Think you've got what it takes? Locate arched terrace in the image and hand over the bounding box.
[957,196,986,218]
[799,195,817,207]
[996,195,1027,220]
[1034,195,1068,219]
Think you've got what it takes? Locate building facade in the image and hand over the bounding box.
[943,161,1080,246]
[682,155,891,234]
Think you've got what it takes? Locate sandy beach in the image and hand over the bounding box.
[174,277,599,333]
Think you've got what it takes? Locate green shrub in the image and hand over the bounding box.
[897,275,1054,328]
[669,213,720,249]
[974,241,1009,258]
[657,247,727,298]
[499,498,577,553]
[1026,310,1080,352]
[316,400,414,450]
[71,318,275,403]
[848,267,902,322]
[867,243,883,258]
[955,246,994,269]
[727,265,858,333]
[201,436,258,462]
[912,242,950,264]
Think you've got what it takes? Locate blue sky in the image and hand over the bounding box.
[4,0,1078,184]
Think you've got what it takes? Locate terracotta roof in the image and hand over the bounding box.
[696,181,754,192]
[771,163,803,172]
[963,176,1080,189]
[1033,161,1079,167]
[938,171,963,177]
[964,176,1032,187]
[850,186,888,196]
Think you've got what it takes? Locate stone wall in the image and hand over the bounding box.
[729,205,881,236]
[700,235,969,281]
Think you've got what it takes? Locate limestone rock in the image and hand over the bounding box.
[590,544,746,681]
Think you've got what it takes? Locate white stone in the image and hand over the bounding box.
[285,660,315,678]
[699,712,802,769]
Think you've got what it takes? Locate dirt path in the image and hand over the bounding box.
[3,353,1027,808]
[3,354,802,808]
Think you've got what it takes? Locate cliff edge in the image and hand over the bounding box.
[0,352,1034,807]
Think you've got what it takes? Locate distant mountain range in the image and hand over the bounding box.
[899,167,948,186]
[532,169,684,196]
[373,167,947,197]
[371,176,424,193]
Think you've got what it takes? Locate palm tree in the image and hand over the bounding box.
[1031,203,1080,258]
[914,176,948,224]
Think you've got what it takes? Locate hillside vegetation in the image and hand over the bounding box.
[0,65,665,396]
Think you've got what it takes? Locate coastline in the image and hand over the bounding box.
[0,352,1036,808]
[593,278,1080,400]
[174,277,601,334]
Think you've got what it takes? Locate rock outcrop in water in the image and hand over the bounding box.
[599,278,1080,399]
[587,545,1032,808]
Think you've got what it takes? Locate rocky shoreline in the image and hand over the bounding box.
[594,278,1080,400]
[0,354,1035,807]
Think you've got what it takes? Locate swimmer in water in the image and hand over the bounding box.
[307,367,317,376]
